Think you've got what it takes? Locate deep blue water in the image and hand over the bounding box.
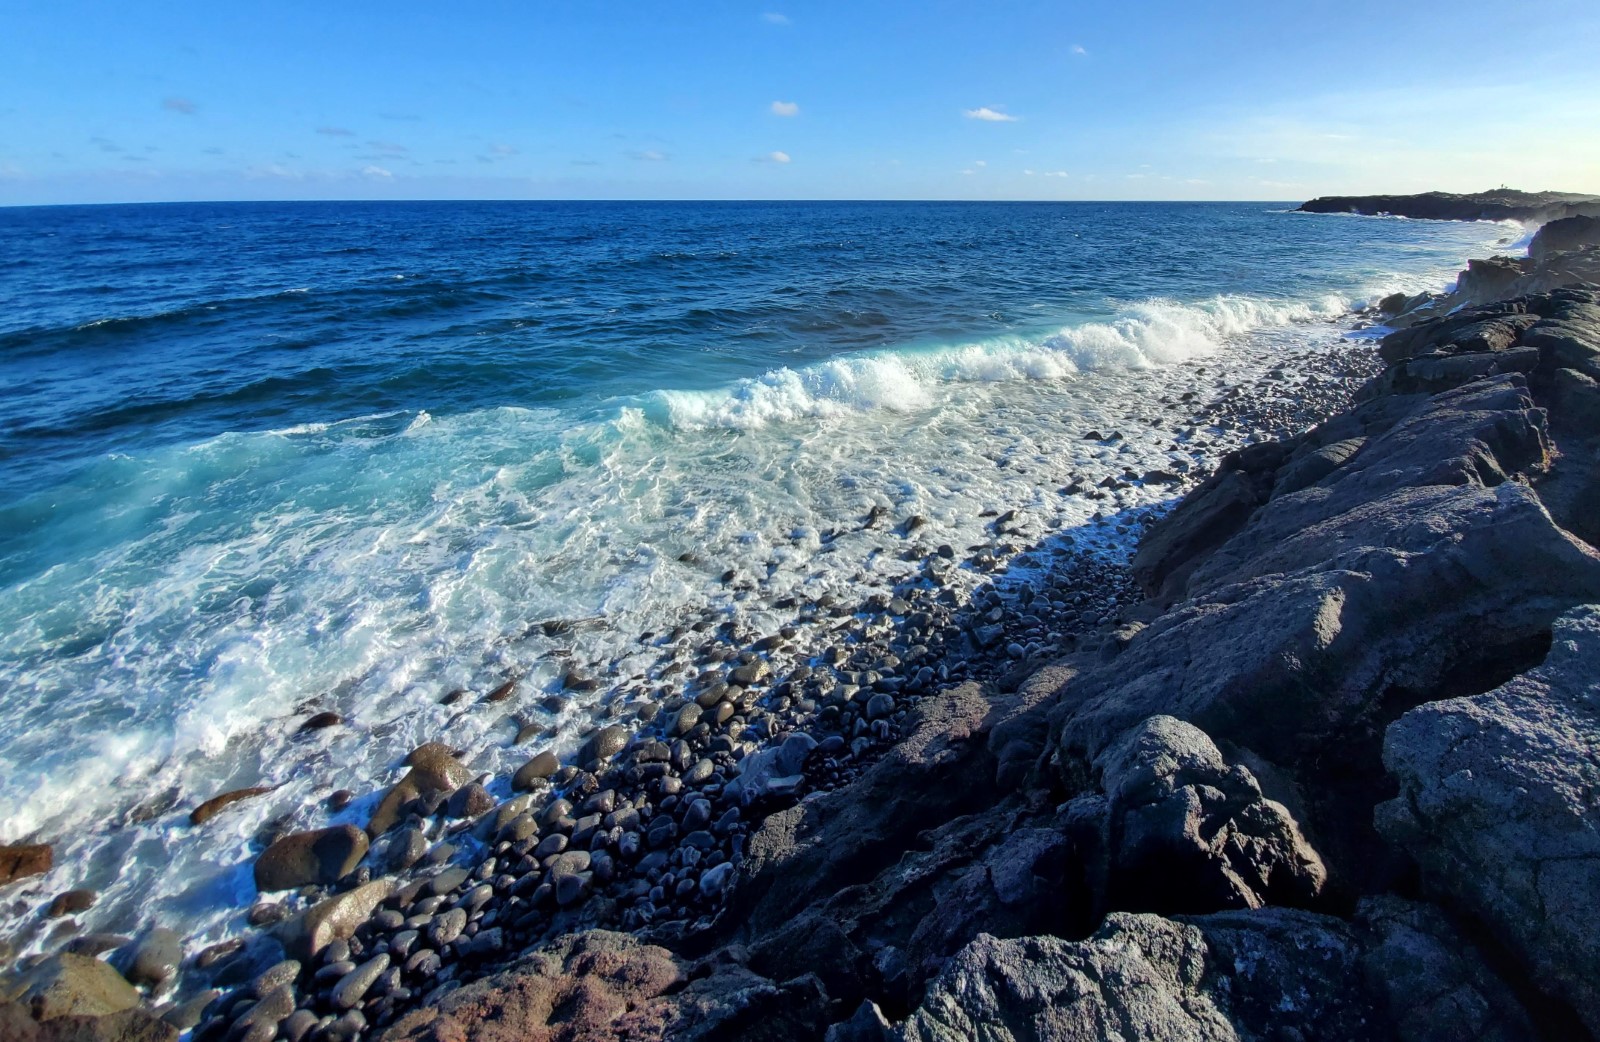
[0,200,1502,502]
[0,200,1511,953]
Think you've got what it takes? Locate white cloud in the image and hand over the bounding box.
[961,168,975,175]
[770,100,799,117]
[1070,44,1088,56]
[964,106,1019,123]
[763,12,790,24]
[1042,170,1069,177]
[757,151,791,164]
[632,149,668,161]
[162,97,196,115]
[974,160,987,167]
[362,165,393,179]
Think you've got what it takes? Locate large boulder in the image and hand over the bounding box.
[1378,605,1600,1034]
[894,900,1534,1042]
[1529,213,1600,261]
[0,1002,177,1042]
[7,954,142,1019]
[254,825,368,892]
[896,911,1378,1041]
[1065,715,1325,917]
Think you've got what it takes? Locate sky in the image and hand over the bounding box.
[3,0,1599,205]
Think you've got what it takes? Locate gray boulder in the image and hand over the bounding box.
[897,910,1378,1042]
[1067,715,1325,916]
[1378,604,1600,1034]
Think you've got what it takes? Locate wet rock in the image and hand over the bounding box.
[189,786,273,826]
[276,879,395,961]
[0,1004,178,1042]
[513,751,559,792]
[231,983,295,1036]
[670,703,702,737]
[46,890,95,919]
[297,712,343,734]
[581,725,629,765]
[62,934,130,958]
[483,677,518,704]
[332,954,390,1009]
[114,927,183,992]
[254,825,369,892]
[368,743,475,835]
[12,953,142,1018]
[0,842,52,886]
[250,959,301,998]
[445,782,494,820]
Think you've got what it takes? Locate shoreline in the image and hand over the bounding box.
[9,213,1598,1040]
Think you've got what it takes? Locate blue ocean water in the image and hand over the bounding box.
[0,201,1510,951]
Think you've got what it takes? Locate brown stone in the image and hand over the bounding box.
[367,743,474,835]
[0,843,52,887]
[46,890,95,919]
[189,787,273,826]
[254,826,369,892]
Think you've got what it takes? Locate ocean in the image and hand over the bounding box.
[0,200,1512,955]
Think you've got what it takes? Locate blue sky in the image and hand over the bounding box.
[3,0,1598,204]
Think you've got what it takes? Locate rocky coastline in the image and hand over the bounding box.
[6,213,1600,1041]
[1297,188,1600,223]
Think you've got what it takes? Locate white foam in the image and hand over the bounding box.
[642,293,1350,432]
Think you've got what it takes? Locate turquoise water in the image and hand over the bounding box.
[0,200,1511,950]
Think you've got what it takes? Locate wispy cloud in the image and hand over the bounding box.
[247,163,302,181]
[1070,44,1088,56]
[362,165,393,179]
[317,126,355,137]
[90,136,122,153]
[631,149,669,161]
[571,158,601,167]
[162,97,197,115]
[756,150,791,164]
[770,100,799,117]
[964,106,1019,123]
[974,159,987,167]
[1024,169,1069,177]
[762,12,790,25]
[367,140,408,155]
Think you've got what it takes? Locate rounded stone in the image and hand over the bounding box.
[253,826,369,892]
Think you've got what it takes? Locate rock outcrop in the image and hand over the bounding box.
[1380,606,1600,1034]
[1298,189,1600,223]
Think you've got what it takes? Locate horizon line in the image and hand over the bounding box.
[1,196,1305,210]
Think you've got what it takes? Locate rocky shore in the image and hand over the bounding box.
[6,213,1600,1041]
[1298,188,1600,223]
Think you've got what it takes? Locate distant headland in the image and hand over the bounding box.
[1298,188,1600,223]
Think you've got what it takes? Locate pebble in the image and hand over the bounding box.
[331,953,390,1009]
